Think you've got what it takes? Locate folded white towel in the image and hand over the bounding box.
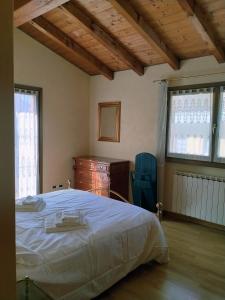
[16,199,46,212]
[22,195,43,206]
[45,224,79,233]
[61,211,82,225]
[45,211,85,233]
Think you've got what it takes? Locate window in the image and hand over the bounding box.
[166,83,225,164]
[215,87,225,163]
[14,86,41,199]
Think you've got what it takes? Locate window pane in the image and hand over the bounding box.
[215,88,225,161]
[15,90,39,199]
[167,89,214,161]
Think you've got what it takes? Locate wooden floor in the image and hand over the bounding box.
[96,219,225,300]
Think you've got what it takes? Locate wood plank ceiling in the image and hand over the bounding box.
[14,0,225,79]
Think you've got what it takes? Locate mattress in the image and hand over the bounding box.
[16,189,168,300]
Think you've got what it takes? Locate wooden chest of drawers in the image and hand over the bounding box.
[73,156,129,200]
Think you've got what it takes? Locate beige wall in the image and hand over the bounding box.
[0,1,16,299]
[89,56,225,204]
[13,27,225,208]
[14,29,90,192]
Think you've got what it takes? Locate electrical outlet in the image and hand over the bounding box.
[58,184,64,190]
[52,184,64,191]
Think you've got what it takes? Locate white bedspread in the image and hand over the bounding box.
[16,189,168,300]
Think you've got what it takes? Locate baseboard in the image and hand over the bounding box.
[163,210,225,232]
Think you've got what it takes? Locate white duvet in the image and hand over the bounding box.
[16,189,168,300]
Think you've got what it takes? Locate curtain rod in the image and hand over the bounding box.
[153,71,225,83]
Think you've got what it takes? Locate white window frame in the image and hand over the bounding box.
[214,86,225,164]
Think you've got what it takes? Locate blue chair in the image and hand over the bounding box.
[131,153,157,212]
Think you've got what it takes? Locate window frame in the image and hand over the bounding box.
[166,81,225,168]
[14,84,43,194]
[214,86,225,164]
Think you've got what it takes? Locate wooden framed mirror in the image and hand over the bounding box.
[98,101,121,142]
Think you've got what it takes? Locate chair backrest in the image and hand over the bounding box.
[134,152,157,183]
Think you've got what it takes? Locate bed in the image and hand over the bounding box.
[16,189,168,300]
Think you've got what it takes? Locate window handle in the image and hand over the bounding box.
[212,123,217,135]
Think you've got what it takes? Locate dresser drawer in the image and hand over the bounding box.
[73,156,129,200]
[75,179,109,192]
[95,163,108,173]
[94,189,108,197]
[75,159,94,170]
[95,173,110,185]
[75,159,109,173]
[75,179,93,191]
[76,170,109,183]
[75,169,94,181]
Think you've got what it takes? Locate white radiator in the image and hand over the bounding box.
[172,171,225,225]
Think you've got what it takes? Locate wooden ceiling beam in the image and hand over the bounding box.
[108,0,180,70]
[14,0,70,27]
[59,2,144,76]
[29,16,114,79]
[177,0,225,63]
[20,23,96,75]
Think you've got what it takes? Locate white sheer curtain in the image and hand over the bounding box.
[14,89,39,199]
[167,88,214,161]
[156,80,168,212]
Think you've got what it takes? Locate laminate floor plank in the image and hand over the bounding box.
[96,220,225,300]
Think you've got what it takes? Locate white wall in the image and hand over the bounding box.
[14,29,90,192]
[89,56,225,204]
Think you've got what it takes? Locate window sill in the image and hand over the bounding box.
[166,157,225,169]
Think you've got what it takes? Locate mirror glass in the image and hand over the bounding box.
[98,102,121,142]
[100,106,117,138]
